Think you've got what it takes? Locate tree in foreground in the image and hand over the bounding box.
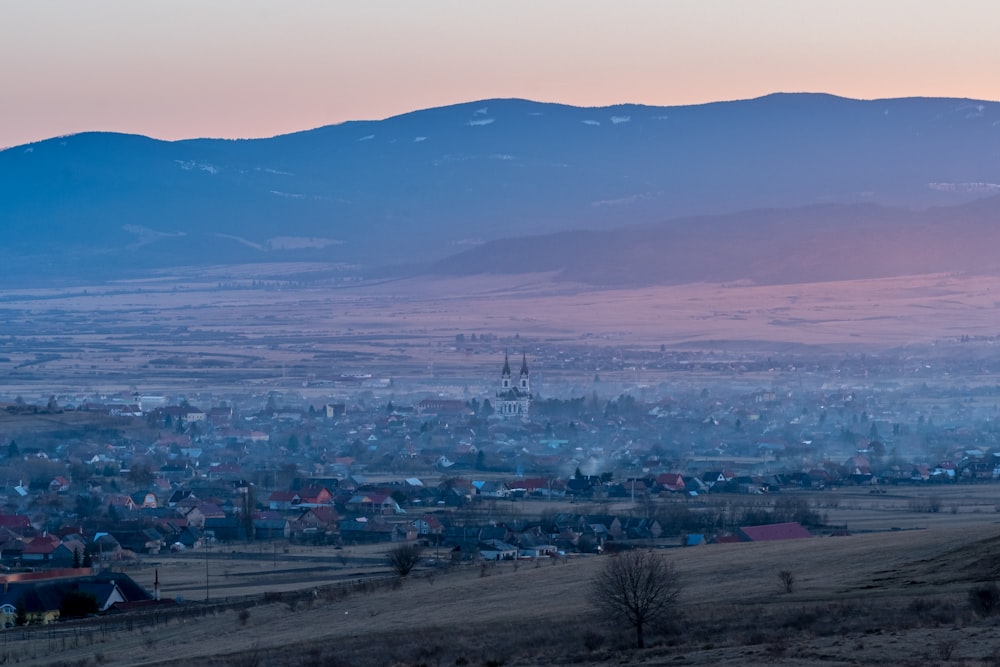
[778,569,795,593]
[592,549,681,649]
[387,543,422,577]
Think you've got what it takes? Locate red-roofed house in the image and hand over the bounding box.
[347,493,403,515]
[181,502,225,529]
[738,522,812,542]
[411,514,444,539]
[268,491,301,510]
[511,478,565,498]
[49,477,71,493]
[296,506,339,529]
[0,515,31,532]
[22,534,62,563]
[846,454,872,475]
[297,487,333,507]
[656,473,686,493]
[292,507,339,542]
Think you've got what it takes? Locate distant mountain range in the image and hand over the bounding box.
[430,196,1000,285]
[3,93,1000,284]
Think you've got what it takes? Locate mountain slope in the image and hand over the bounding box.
[429,196,1000,286]
[2,93,1000,280]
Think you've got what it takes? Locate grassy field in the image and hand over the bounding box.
[8,488,1000,666]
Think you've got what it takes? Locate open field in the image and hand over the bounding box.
[138,541,418,601]
[4,488,1000,666]
[9,520,1000,666]
[2,268,1000,396]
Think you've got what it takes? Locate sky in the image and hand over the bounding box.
[3,0,1000,149]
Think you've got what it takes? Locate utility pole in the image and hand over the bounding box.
[204,538,209,602]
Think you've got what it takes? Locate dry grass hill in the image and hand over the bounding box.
[10,515,1000,667]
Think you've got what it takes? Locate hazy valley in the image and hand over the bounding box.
[5,92,1000,666]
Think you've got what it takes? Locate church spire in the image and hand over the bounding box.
[497,351,532,418]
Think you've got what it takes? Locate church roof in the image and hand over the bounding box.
[497,388,530,401]
[520,352,529,376]
[502,352,511,376]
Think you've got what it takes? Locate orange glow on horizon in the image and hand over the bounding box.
[3,0,1000,148]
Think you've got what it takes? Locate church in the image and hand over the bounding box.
[495,352,532,418]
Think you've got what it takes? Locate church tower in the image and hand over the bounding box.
[519,352,530,394]
[501,352,512,390]
[496,351,532,418]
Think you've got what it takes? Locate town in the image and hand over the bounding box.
[2,336,1000,632]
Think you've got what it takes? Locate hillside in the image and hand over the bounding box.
[10,522,1000,666]
[430,195,1000,285]
[3,94,1000,283]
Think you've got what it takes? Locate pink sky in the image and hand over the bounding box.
[3,0,999,149]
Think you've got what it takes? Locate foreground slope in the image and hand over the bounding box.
[12,523,1000,666]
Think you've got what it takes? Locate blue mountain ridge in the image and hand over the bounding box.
[2,93,999,283]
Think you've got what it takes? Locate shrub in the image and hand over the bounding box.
[387,544,422,577]
[969,583,1000,617]
[937,638,958,661]
[582,630,605,652]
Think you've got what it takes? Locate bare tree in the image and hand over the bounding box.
[778,569,795,593]
[387,543,422,577]
[592,550,681,649]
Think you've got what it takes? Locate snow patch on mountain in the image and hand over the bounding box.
[214,234,264,250]
[611,116,631,125]
[267,236,343,250]
[175,160,219,174]
[122,224,186,249]
[927,182,1000,193]
[582,120,600,126]
[269,190,306,199]
[591,193,650,207]
[467,118,495,127]
[955,103,986,118]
